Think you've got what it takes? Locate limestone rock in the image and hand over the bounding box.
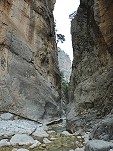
[58,47,71,82]
[90,114,113,141]
[10,134,35,145]
[0,119,40,137]
[0,139,10,147]
[0,0,61,122]
[0,113,14,120]
[43,138,51,144]
[29,140,41,149]
[75,148,84,151]
[16,149,29,151]
[85,140,113,151]
[12,149,29,151]
[32,128,49,137]
[67,0,113,132]
[61,131,72,136]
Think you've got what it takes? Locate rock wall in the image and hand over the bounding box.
[67,0,113,132]
[0,0,61,122]
[58,47,71,82]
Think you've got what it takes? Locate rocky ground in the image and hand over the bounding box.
[1,112,113,151]
[0,112,89,151]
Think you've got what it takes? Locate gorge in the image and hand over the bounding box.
[0,0,113,151]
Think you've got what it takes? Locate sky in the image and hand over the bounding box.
[53,0,80,61]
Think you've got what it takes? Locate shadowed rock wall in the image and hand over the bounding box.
[0,0,61,122]
[67,0,113,132]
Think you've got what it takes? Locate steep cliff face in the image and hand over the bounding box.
[67,0,113,132]
[58,47,71,82]
[0,0,61,122]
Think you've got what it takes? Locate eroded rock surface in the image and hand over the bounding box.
[67,0,113,132]
[58,47,71,82]
[0,0,61,122]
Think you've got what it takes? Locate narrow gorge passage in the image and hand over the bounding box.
[1,0,113,151]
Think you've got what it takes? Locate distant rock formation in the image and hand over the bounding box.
[58,47,71,82]
[67,0,113,132]
[0,0,61,122]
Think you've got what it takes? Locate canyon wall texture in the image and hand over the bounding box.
[0,0,61,122]
[67,0,113,132]
[58,47,71,82]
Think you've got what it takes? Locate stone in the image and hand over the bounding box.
[67,0,113,132]
[90,114,113,141]
[43,138,51,144]
[0,139,10,147]
[12,149,18,151]
[0,113,14,120]
[29,140,41,149]
[47,130,56,134]
[75,148,84,151]
[50,137,57,141]
[83,132,90,143]
[16,149,29,151]
[0,0,61,122]
[58,47,71,82]
[61,131,73,136]
[85,140,113,151]
[10,134,35,145]
[0,119,40,137]
[32,128,49,137]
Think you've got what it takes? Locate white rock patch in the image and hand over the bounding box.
[43,138,51,144]
[0,139,10,147]
[10,134,35,145]
[33,128,49,137]
[1,113,14,120]
[29,140,41,149]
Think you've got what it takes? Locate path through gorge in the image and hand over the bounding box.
[1,0,113,151]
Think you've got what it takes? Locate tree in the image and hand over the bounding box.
[56,34,65,43]
[69,11,77,20]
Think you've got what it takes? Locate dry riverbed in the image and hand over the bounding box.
[0,113,89,151]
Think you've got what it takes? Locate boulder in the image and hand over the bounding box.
[10,134,35,145]
[0,113,14,120]
[85,140,113,151]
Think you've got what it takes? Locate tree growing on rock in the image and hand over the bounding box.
[56,34,65,44]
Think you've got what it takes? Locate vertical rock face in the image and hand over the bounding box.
[67,0,113,132]
[0,0,61,122]
[58,47,71,82]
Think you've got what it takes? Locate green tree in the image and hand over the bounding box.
[56,34,65,43]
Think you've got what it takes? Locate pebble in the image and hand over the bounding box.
[48,130,56,134]
[17,149,29,151]
[29,140,41,149]
[77,136,82,139]
[50,137,57,141]
[61,131,73,136]
[43,138,51,143]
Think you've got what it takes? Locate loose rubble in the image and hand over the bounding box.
[0,112,87,151]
